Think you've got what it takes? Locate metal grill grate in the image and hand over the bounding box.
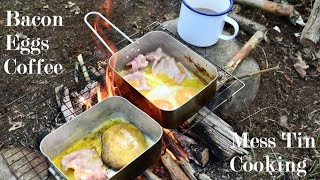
[0,147,49,179]
[0,21,245,179]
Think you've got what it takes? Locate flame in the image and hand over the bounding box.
[79,96,92,109]
[163,129,189,161]
[93,0,118,103]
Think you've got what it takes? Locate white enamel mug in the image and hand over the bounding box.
[177,0,239,47]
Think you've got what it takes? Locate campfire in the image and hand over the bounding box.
[45,0,270,178]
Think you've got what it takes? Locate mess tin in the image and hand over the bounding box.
[85,12,218,129]
[40,96,162,179]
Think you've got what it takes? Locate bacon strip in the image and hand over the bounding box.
[61,149,107,180]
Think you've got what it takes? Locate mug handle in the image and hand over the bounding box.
[219,16,239,41]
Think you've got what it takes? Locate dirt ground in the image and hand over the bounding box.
[0,0,319,179]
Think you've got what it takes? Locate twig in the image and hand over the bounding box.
[227,65,280,82]
[240,106,289,122]
[258,45,268,68]
[218,31,264,89]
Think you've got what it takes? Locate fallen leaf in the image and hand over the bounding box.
[9,122,24,132]
[70,6,80,15]
[294,33,300,38]
[65,1,76,8]
[273,26,281,33]
[293,52,309,78]
[279,116,290,130]
[275,36,283,42]
[284,74,293,84]
[16,32,27,39]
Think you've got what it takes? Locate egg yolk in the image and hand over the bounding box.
[175,88,197,105]
[152,99,174,110]
[128,80,140,88]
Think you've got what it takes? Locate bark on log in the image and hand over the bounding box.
[160,151,190,180]
[226,31,264,69]
[235,0,294,16]
[186,107,249,160]
[163,131,189,162]
[218,31,264,89]
[229,13,267,35]
[176,157,197,180]
[300,0,320,48]
[171,131,210,167]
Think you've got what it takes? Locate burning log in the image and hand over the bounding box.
[163,129,189,162]
[162,130,200,180]
[142,170,161,180]
[300,0,320,48]
[171,131,209,167]
[160,151,190,180]
[229,13,266,35]
[185,107,248,159]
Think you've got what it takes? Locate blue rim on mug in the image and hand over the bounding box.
[181,0,234,16]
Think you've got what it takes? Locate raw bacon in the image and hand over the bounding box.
[145,48,163,69]
[123,71,151,91]
[152,57,187,84]
[61,149,107,180]
[126,54,148,72]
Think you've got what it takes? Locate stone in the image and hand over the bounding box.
[159,20,260,117]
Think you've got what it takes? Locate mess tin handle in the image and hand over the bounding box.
[219,16,239,41]
[84,12,133,55]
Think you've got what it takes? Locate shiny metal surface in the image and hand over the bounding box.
[108,31,218,128]
[40,96,163,179]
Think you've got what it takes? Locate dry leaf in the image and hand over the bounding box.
[284,74,293,84]
[9,122,24,132]
[16,32,27,39]
[279,116,290,130]
[70,6,80,15]
[273,26,281,33]
[293,52,309,78]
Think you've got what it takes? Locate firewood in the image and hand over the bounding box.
[234,0,294,16]
[226,31,264,70]
[163,131,189,162]
[55,85,77,121]
[171,131,210,167]
[218,31,264,89]
[160,151,190,180]
[185,108,249,159]
[229,13,267,35]
[142,170,161,180]
[300,0,320,48]
[198,173,213,180]
[176,157,197,180]
[77,54,91,82]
